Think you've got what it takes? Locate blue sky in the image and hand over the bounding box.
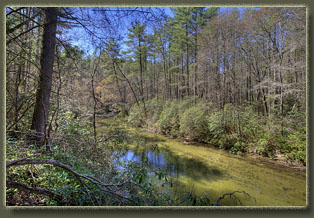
[63,7,257,57]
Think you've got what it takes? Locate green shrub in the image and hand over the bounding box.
[157,101,181,136]
[145,98,164,126]
[254,137,275,157]
[128,99,306,163]
[58,110,92,136]
[127,103,145,127]
[179,106,208,141]
[176,97,195,113]
[207,104,256,152]
[286,129,306,164]
[207,110,225,146]
[237,105,262,140]
[230,140,248,154]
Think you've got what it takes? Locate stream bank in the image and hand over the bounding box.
[98,117,307,206]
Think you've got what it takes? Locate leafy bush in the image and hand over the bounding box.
[179,106,208,141]
[157,101,180,136]
[128,99,306,163]
[176,97,196,114]
[237,105,262,140]
[207,109,226,146]
[157,98,208,137]
[145,98,164,126]
[127,103,145,127]
[58,110,92,136]
[286,129,306,164]
[254,137,276,157]
[6,114,176,206]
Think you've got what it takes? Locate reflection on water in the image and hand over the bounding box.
[115,131,306,206]
[120,145,224,181]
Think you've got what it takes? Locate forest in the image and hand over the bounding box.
[6,6,306,206]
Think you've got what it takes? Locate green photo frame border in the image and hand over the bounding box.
[0,0,312,217]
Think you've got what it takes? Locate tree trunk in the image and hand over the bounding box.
[31,7,58,144]
[186,23,190,97]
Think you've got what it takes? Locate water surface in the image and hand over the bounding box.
[117,130,306,206]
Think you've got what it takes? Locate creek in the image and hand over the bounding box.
[100,119,306,206]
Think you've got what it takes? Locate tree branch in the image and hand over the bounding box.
[6,154,40,167]
[6,180,63,200]
[6,158,136,204]
[211,190,253,206]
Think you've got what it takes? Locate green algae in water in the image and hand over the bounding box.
[124,130,306,206]
[99,118,306,206]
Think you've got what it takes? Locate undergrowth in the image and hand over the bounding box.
[127,98,306,165]
[6,110,248,206]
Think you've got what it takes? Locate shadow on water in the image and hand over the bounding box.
[132,132,167,144]
[118,138,226,183]
[117,142,250,206]
[100,119,306,206]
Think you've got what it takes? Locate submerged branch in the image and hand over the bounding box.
[212,190,254,206]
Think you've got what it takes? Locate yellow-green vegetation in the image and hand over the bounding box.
[128,98,306,165]
[107,118,306,206]
[6,111,170,206]
[149,134,306,206]
[6,7,306,207]
[6,111,221,206]
[6,108,306,206]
